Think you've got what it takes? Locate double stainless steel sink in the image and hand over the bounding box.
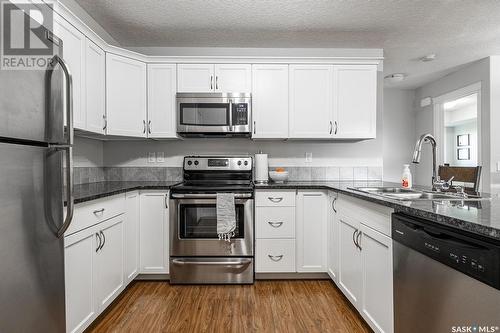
[350,187,485,201]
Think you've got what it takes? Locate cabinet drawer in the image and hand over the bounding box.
[255,190,295,207]
[66,194,126,236]
[256,207,295,238]
[256,239,296,273]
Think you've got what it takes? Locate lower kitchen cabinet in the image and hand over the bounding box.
[139,191,169,274]
[296,191,328,272]
[64,214,125,333]
[124,191,140,284]
[360,224,393,333]
[338,213,362,306]
[327,192,339,281]
[256,239,296,272]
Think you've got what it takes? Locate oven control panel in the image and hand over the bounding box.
[184,156,252,171]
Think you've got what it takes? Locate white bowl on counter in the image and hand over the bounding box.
[269,171,289,183]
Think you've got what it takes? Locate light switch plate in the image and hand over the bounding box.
[305,152,312,163]
[148,152,156,163]
[157,152,165,163]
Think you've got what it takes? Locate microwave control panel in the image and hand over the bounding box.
[232,103,248,125]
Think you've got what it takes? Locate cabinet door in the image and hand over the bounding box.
[53,14,86,130]
[84,38,106,134]
[289,65,333,138]
[338,214,362,306]
[333,65,377,139]
[360,224,393,333]
[327,193,339,282]
[95,216,124,311]
[139,192,169,273]
[106,53,147,137]
[124,191,140,284]
[177,64,214,92]
[64,227,99,333]
[251,65,289,138]
[296,191,328,272]
[214,64,251,92]
[147,64,177,138]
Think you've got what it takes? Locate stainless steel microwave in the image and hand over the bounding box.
[176,93,251,137]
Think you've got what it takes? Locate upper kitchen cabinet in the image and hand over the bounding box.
[251,65,289,139]
[106,53,147,137]
[289,65,333,139]
[333,65,377,139]
[147,64,177,138]
[53,14,86,130]
[177,64,251,93]
[84,38,106,135]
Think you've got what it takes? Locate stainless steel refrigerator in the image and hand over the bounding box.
[0,28,74,332]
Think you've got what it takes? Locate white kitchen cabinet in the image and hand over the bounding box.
[147,64,178,138]
[64,225,98,333]
[360,224,393,333]
[256,239,296,273]
[251,65,289,138]
[106,53,147,137]
[53,14,86,130]
[177,64,215,92]
[338,213,362,306]
[94,216,125,311]
[139,191,169,274]
[327,192,339,282]
[214,64,251,92]
[289,65,333,138]
[177,64,251,92]
[295,191,328,272]
[333,65,377,139]
[124,191,140,284]
[84,38,106,134]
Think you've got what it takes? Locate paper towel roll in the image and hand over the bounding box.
[254,153,268,183]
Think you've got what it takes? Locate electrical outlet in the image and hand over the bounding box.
[305,152,312,163]
[157,152,165,163]
[148,152,156,163]
[497,161,500,172]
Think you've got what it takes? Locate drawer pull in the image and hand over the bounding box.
[268,221,283,228]
[268,255,284,262]
[93,208,105,215]
[267,197,283,203]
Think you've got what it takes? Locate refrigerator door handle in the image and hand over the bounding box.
[48,55,74,238]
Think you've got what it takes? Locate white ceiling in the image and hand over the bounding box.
[74,0,500,89]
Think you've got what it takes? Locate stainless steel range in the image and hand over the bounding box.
[169,156,254,284]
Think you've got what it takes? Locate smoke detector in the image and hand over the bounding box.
[384,73,406,83]
[420,54,437,62]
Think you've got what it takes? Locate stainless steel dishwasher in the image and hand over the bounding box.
[392,213,500,333]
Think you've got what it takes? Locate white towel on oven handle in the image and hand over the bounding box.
[217,192,236,242]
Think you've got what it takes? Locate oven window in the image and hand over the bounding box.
[179,204,244,239]
[179,103,230,126]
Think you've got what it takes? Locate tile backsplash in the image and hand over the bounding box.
[74,166,382,185]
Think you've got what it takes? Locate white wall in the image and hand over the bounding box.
[73,136,104,167]
[490,56,500,192]
[413,58,491,190]
[382,89,416,182]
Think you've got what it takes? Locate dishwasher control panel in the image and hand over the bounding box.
[392,213,500,290]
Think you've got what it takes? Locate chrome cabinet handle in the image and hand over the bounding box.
[95,232,101,252]
[268,221,283,228]
[164,193,168,209]
[102,115,107,131]
[268,197,283,203]
[48,55,74,238]
[334,121,338,135]
[353,229,359,250]
[99,231,105,250]
[148,120,152,134]
[143,120,146,134]
[253,121,256,134]
[331,197,337,213]
[210,75,213,90]
[215,76,219,90]
[268,255,284,262]
[356,231,362,250]
[93,208,105,215]
[329,121,333,135]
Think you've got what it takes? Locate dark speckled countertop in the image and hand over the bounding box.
[73,180,500,242]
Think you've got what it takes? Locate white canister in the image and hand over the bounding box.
[254,152,269,184]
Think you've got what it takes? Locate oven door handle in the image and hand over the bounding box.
[170,193,253,199]
[171,259,252,266]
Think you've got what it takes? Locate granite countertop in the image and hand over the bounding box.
[72,181,181,204]
[256,181,500,242]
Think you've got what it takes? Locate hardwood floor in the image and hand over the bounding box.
[88,280,372,333]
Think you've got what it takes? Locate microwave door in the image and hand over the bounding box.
[178,102,231,133]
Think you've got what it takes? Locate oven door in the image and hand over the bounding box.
[170,196,254,256]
